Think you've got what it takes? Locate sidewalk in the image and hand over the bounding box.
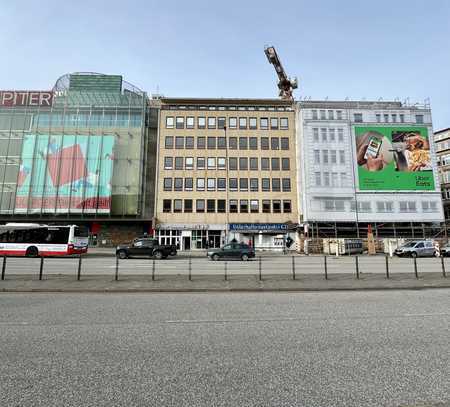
[1,272,449,292]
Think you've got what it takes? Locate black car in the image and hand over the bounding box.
[116,238,175,259]
[207,243,255,261]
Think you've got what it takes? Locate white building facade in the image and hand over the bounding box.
[297,101,444,237]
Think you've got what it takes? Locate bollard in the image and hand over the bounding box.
[115,256,119,281]
[440,255,446,278]
[324,255,328,280]
[152,258,155,281]
[39,257,44,281]
[413,256,418,279]
[1,256,6,280]
[355,256,360,279]
[258,256,262,281]
[224,260,228,281]
[77,255,82,281]
[292,255,296,280]
[188,256,192,281]
[385,254,390,279]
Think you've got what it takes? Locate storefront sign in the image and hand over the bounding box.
[229,223,289,232]
[0,91,53,107]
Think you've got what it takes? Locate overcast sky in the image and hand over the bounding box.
[2,0,449,129]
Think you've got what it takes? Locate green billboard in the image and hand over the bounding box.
[354,126,434,191]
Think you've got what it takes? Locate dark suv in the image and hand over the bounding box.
[116,238,175,260]
[207,243,255,261]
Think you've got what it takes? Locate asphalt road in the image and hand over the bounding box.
[0,291,449,407]
[1,254,449,278]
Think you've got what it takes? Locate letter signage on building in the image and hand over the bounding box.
[229,223,289,232]
[354,126,435,191]
[0,91,53,107]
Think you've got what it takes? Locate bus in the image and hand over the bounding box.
[0,223,89,257]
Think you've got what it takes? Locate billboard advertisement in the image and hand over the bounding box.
[354,126,434,191]
[15,134,115,213]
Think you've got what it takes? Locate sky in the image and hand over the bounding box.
[1,0,449,129]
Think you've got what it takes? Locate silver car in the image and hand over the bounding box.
[394,240,436,258]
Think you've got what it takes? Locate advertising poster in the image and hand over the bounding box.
[15,134,115,213]
[354,126,434,191]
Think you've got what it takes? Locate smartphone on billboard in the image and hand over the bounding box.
[364,136,382,160]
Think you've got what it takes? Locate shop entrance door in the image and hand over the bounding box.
[183,236,191,251]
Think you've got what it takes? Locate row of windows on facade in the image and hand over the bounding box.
[163,156,291,171]
[320,199,438,213]
[164,135,290,150]
[162,199,292,213]
[314,172,348,188]
[313,150,346,166]
[436,139,450,153]
[312,127,345,143]
[441,188,450,200]
[166,116,289,130]
[163,177,292,192]
[310,109,424,124]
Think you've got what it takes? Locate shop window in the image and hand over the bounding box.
[184,178,193,191]
[239,157,248,170]
[207,199,216,213]
[175,157,183,170]
[174,199,182,213]
[196,199,205,212]
[229,178,238,190]
[271,158,280,171]
[272,178,281,192]
[239,178,248,191]
[249,137,258,150]
[270,118,279,130]
[250,200,259,213]
[186,116,195,129]
[164,157,173,169]
[176,117,184,129]
[261,137,269,150]
[217,199,226,213]
[229,117,237,129]
[283,200,291,213]
[166,116,174,128]
[229,157,237,170]
[163,178,172,191]
[197,136,206,149]
[184,199,193,213]
[185,136,194,149]
[174,178,183,191]
[230,200,238,213]
[240,200,249,213]
[198,117,206,129]
[207,137,216,149]
[262,200,271,213]
[282,178,291,192]
[175,136,184,149]
[163,199,171,212]
[250,178,259,191]
[273,200,281,213]
[197,157,205,169]
[165,136,174,149]
[229,137,237,149]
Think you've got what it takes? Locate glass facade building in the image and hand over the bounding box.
[0,73,157,244]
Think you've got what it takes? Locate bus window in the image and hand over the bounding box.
[75,226,88,237]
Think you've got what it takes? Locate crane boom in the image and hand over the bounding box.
[264,46,298,101]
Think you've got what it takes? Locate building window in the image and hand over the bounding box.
[281,158,290,170]
[186,116,195,129]
[376,201,393,212]
[218,117,226,129]
[383,114,389,123]
[207,178,216,191]
[261,137,269,150]
[248,157,258,170]
[208,117,216,129]
[416,114,424,124]
[176,117,184,129]
[329,128,335,142]
[340,172,346,187]
[196,178,205,191]
[338,128,344,142]
[240,200,249,213]
[173,199,182,213]
[328,110,334,120]
[175,136,184,149]
[376,114,381,123]
[207,137,216,149]
[280,117,289,129]
[422,201,438,212]
[166,116,174,128]
[174,177,183,191]
[249,137,258,150]
[260,117,269,130]
[322,150,329,164]
[330,150,337,164]
[175,157,183,170]
[281,137,289,150]
[391,114,397,123]
[249,117,257,129]
[185,157,194,170]
[336,110,343,120]
[239,117,247,129]
[315,172,321,186]
[313,150,320,165]
[283,200,292,213]
[400,114,405,123]
[229,178,238,191]
[217,137,226,149]
[262,200,271,213]
[312,110,318,120]
[250,200,259,213]
[273,200,281,213]
[229,200,238,213]
[185,178,193,191]
[197,157,205,169]
[270,117,279,130]
[282,178,291,192]
[239,157,248,170]
[261,158,270,170]
[165,136,174,149]
[339,150,345,164]
[272,178,281,191]
[217,157,226,170]
[239,178,248,191]
[164,157,173,169]
[184,199,193,213]
[185,136,194,149]
[197,136,206,149]
[207,199,215,213]
[196,199,205,213]
[324,172,330,186]
[250,178,258,191]
[217,199,226,213]
[320,110,326,120]
[353,113,363,123]
[262,178,270,191]
[313,128,319,142]
[239,137,248,150]
[229,157,237,170]
[271,158,280,171]
[225,137,235,150]
[198,117,206,129]
[271,137,279,150]
[229,117,237,129]
[163,199,171,212]
[217,178,226,191]
[207,157,216,169]
[163,178,172,191]
[321,128,327,142]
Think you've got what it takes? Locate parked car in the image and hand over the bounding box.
[440,244,450,257]
[134,237,177,256]
[207,243,255,261]
[394,240,435,258]
[116,238,175,259]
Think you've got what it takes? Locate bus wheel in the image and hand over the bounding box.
[26,246,39,258]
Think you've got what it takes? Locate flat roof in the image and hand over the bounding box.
[434,127,450,134]
[160,97,293,106]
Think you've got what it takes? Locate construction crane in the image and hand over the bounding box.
[264,46,298,101]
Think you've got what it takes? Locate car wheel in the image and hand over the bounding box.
[411,251,417,258]
[241,253,249,261]
[26,246,39,258]
[170,250,176,256]
[117,250,127,259]
[212,254,219,261]
[154,251,163,260]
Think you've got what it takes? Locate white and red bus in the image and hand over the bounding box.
[0,223,89,257]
